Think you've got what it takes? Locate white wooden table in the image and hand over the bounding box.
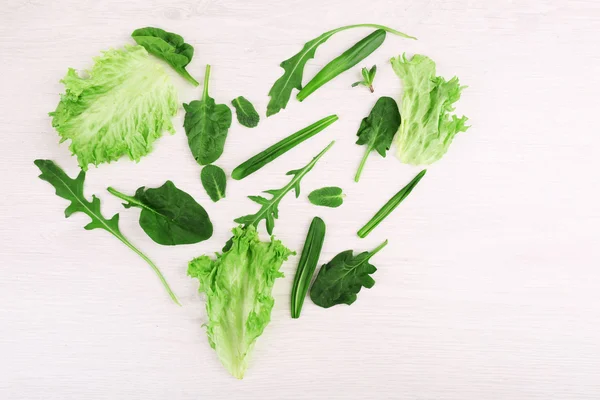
[1,0,599,399]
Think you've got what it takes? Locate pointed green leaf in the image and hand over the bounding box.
[310,240,388,308]
[34,159,180,304]
[201,165,227,202]
[231,96,260,128]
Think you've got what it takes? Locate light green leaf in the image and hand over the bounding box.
[391,54,470,165]
[308,186,345,208]
[188,225,294,379]
[49,45,178,170]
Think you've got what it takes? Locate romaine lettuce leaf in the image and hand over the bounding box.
[50,45,178,170]
[391,54,469,165]
[188,226,294,379]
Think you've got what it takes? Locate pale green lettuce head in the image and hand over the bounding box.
[50,45,178,170]
[391,54,469,165]
[188,226,294,379]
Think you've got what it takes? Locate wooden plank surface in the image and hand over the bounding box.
[1,0,599,398]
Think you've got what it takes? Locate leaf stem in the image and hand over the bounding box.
[117,234,181,306]
[107,186,135,204]
[368,239,389,258]
[354,148,371,182]
[202,64,211,101]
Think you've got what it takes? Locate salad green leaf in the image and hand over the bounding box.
[354,96,401,182]
[231,96,260,128]
[201,165,227,202]
[266,24,415,116]
[391,54,469,165]
[188,225,294,379]
[107,181,212,246]
[352,65,377,92]
[310,240,388,308]
[34,160,180,305]
[297,30,386,102]
[183,65,232,165]
[235,141,334,235]
[231,115,338,180]
[291,217,326,318]
[49,45,178,170]
[308,187,345,208]
[357,170,426,238]
[132,27,199,86]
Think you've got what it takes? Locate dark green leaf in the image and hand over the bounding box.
[291,217,326,318]
[183,65,232,165]
[308,187,345,208]
[231,115,338,180]
[201,165,227,202]
[310,240,388,308]
[234,141,334,235]
[132,27,199,86]
[34,159,180,304]
[354,96,401,182]
[297,30,386,101]
[266,24,415,117]
[357,170,426,238]
[231,96,260,128]
[107,181,213,246]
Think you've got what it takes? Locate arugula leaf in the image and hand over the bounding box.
[49,45,178,170]
[183,65,232,165]
[34,160,180,305]
[310,240,388,308]
[297,30,386,102]
[132,27,199,86]
[354,96,401,182]
[231,115,338,180]
[308,187,345,208]
[266,24,415,117]
[234,141,334,235]
[201,165,227,202]
[231,96,260,128]
[107,181,212,246]
[352,65,377,92]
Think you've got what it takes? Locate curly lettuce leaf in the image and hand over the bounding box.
[188,226,294,379]
[391,54,469,165]
[50,45,178,170]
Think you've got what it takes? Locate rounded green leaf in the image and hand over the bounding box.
[308,186,345,208]
[201,165,227,202]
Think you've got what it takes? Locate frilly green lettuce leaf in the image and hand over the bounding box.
[391,54,469,165]
[50,45,178,170]
[188,225,294,379]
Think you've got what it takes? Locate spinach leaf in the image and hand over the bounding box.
[201,165,227,202]
[308,187,345,208]
[232,115,338,180]
[183,65,232,165]
[266,24,415,117]
[235,141,334,235]
[107,181,213,246]
[231,96,260,128]
[132,27,199,86]
[310,240,388,308]
[352,65,377,92]
[297,30,386,102]
[354,96,401,182]
[34,160,180,305]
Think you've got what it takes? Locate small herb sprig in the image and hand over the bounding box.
[352,65,377,93]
